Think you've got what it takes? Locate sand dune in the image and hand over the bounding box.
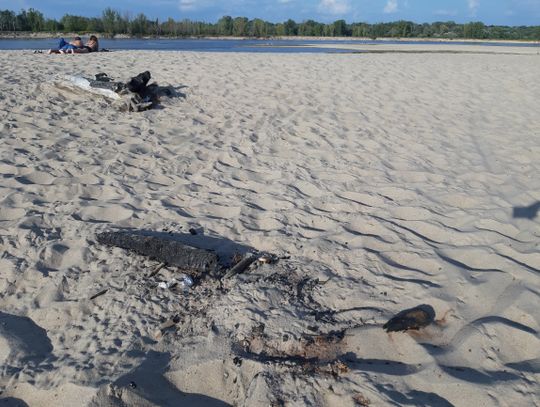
[0,48,539,406]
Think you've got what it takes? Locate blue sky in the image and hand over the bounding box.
[3,0,540,25]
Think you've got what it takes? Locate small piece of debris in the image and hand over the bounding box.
[233,356,243,366]
[252,323,266,335]
[89,289,108,301]
[155,315,181,339]
[224,253,257,279]
[257,253,276,264]
[147,263,165,278]
[353,392,371,406]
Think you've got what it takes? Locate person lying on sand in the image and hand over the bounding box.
[70,36,99,54]
[47,36,83,54]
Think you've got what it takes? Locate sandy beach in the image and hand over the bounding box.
[0,47,539,406]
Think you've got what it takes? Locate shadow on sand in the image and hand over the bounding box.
[0,312,53,365]
[111,351,231,407]
[513,202,540,219]
[0,398,30,407]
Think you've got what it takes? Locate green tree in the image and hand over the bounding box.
[60,14,89,32]
[86,17,103,33]
[463,21,485,38]
[274,23,285,36]
[162,18,177,36]
[251,18,268,37]
[331,19,348,36]
[102,7,120,36]
[1,6,539,40]
[16,10,30,31]
[26,8,44,31]
[394,20,413,37]
[0,10,17,31]
[299,20,324,36]
[44,18,61,32]
[232,17,248,36]
[284,19,297,36]
[217,16,233,36]
[351,23,369,37]
[370,23,388,39]
[130,13,148,37]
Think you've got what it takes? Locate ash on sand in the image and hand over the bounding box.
[89,228,384,406]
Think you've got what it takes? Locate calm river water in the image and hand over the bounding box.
[1,38,538,53]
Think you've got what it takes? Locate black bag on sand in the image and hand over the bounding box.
[127,71,151,93]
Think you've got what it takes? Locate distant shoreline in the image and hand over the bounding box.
[1,32,539,44]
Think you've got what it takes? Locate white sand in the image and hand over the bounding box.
[308,42,540,55]
[0,47,539,406]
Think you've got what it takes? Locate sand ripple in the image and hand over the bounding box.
[0,49,538,406]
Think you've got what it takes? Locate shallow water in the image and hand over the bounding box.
[1,38,538,53]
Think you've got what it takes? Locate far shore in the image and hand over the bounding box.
[1,31,539,44]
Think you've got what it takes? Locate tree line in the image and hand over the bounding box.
[1,8,540,40]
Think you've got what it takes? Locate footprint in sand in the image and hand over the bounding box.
[127,143,153,155]
[147,174,175,186]
[437,193,484,209]
[76,174,102,185]
[241,214,284,232]
[38,243,90,271]
[248,196,295,211]
[291,181,325,198]
[79,185,125,201]
[75,206,133,222]
[38,243,70,270]
[0,207,26,221]
[16,171,56,185]
[0,163,17,175]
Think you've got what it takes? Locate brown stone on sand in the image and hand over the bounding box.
[383,304,436,332]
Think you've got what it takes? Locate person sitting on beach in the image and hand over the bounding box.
[47,36,84,54]
[71,36,99,54]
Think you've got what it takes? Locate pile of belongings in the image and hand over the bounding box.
[61,71,173,112]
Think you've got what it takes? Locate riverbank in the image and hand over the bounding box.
[1,31,539,44]
[0,47,539,406]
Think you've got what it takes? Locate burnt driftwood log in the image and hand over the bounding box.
[97,231,219,277]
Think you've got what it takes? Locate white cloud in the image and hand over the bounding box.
[179,0,197,11]
[384,0,398,14]
[468,0,480,15]
[434,9,458,17]
[317,0,350,15]
[178,0,218,12]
